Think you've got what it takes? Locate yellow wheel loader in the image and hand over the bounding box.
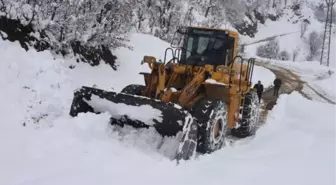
[69,26,260,161]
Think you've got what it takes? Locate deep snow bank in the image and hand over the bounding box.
[0,40,72,128]
[0,37,174,184]
[177,92,335,185]
[2,85,335,185]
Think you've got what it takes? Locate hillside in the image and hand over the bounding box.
[240,0,336,68]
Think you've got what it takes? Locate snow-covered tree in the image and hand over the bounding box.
[256,39,280,59]
[292,47,300,61]
[300,20,308,38]
[306,31,323,61]
[278,50,290,60]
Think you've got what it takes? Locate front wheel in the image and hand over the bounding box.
[192,99,228,154]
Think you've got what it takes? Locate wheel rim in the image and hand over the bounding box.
[213,118,223,142]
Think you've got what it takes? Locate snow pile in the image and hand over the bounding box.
[86,95,163,125]
[0,112,176,185]
[0,40,72,129]
[179,92,335,185]
[0,37,179,185]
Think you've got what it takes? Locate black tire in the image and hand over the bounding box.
[192,99,228,154]
[120,84,145,95]
[231,91,260,138]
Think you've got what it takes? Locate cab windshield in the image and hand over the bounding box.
[179,29,234,66]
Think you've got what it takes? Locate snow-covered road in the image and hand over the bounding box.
[257,58,336,104]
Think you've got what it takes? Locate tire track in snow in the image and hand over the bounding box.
[302,83,336,104]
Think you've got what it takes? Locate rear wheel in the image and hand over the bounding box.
[192,99,228,154]
[120,84,145,95]
[231,91,260,138]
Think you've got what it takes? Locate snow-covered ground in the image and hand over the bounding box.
[0,33,335,185]
[309,73,336,100]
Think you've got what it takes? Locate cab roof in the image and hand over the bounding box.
[187,26,239,38]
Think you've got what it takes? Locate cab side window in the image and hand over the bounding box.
[224,37,235,66]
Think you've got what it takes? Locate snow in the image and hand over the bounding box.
[169,87,178,92]
[85,94,163,126]
[313,73,336,98]
[0,30,8,37]
[0,32,335,185]
[205,79,227,86]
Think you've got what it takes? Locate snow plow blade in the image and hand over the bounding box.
[69,86,197,161]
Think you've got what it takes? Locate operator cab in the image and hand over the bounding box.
[178,27,237,67]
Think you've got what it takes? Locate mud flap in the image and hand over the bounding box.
[175,115,198,162]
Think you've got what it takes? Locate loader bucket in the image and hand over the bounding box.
[69,86,198,161]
